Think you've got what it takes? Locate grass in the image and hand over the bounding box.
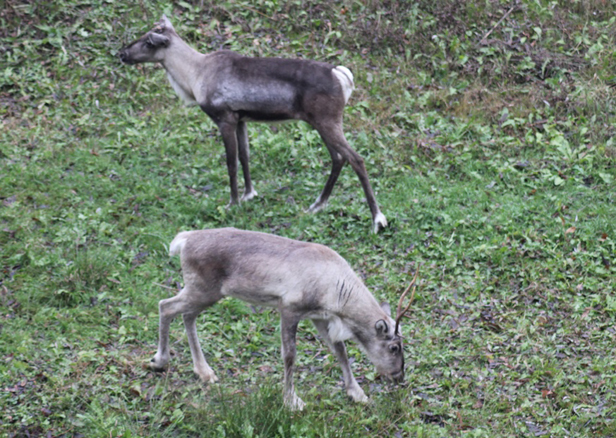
[1,0,616,436]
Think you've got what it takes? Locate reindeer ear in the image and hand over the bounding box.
[380,302,391,317]
[160,14,175,31]
[147,32,170,48]
[375,319,389,339]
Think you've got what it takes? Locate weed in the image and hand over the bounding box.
[1,1,616,437]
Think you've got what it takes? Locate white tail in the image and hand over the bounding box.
[169,231,189,256]
[332,66,354,104]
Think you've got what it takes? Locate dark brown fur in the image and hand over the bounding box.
[119,16,387,233]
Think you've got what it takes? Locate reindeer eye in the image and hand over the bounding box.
[389,344,400,354]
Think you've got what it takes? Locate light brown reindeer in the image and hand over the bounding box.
[151,228,416,410]
[119,15,387,233]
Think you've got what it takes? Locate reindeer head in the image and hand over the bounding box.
[119,15,176,65]
[360,271,418,383]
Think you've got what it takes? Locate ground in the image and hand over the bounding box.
[1,1,615,436]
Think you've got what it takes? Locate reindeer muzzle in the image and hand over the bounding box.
[391,370,405,383]
[118,49,131,64]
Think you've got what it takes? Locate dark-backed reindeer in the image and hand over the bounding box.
[151,228,416,410]
[119,15,387,233]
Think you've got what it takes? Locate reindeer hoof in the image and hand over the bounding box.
[241,189,258,202]
[348,388,369,403]
[225,200,239,210]
[196,370,218,383]
[307,196,327,213]
[284,394,306,411]
[373,212,388,234]
[149,358,168,372]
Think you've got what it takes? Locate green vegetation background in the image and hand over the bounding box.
[1,1,615,436]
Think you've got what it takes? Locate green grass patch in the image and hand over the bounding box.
[2,1,616,437]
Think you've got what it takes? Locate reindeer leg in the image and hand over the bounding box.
[151,292,185,371]
[183,312,218,382]
[307,148,345,213]
[237,121,258,202]
[280,310,305,410]
[312,319,368,403]
[218,119,241,207]
[151,286,221,383]
[314,123,387,233]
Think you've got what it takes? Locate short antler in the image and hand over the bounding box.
[395,269,419,336]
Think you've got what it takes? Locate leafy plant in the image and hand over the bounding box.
[1,0,616,437]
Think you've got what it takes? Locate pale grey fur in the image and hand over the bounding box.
[151,228,405,410]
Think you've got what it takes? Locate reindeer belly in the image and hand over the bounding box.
[228,290,281,307]
[210,81,301,121]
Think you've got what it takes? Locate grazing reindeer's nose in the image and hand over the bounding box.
[391,370,405,383]
[118,49,128,63]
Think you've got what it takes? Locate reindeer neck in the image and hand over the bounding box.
[161,37,204,103]
[338,281,387,327]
